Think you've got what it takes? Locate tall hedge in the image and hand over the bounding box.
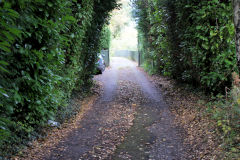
[0,0,118,157]
[100,25,111,50]
[133,0,237,92]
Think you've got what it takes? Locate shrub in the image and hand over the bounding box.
[132,0,237,93]
[207,73,240,158]
[0,0,118,157]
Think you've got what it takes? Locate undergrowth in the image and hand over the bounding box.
[206,72,240,159]
[0,87,91,159]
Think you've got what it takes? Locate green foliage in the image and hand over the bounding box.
[133,1,239,157]
[133,0,237,93]
[0,0,118,157]
[206,86,240,159]
[100,25,111,50]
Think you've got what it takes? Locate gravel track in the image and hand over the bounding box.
[18,57,189,160]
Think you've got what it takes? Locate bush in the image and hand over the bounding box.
[0,0,118,157]
[132,0,237,93]
[100,25,111,50]
[207,73,240,158]
[133,1,239,158]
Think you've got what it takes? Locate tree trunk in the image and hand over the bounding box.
[233,0,240,67]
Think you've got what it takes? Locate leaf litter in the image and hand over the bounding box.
[13,82,102,160]
[12,63,226,160]
[149,74,223,159]
[13,80,142,160]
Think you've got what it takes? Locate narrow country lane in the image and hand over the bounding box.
[20,57,188,160]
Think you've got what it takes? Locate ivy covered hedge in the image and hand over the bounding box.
[0,0,118,157]
[133,0,237,92]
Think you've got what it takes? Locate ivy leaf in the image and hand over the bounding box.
[196,26,202,30]
[210,30,217,37]
[0,65,9,73]
[8,27,21,38]
[0,88,9,98]
[202,43,209,50]
[48,2,53,7]
[63,15,76,22]
[0,61,8,66]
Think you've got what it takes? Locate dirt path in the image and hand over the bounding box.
[106,58,188,160]
[18,57,189,160]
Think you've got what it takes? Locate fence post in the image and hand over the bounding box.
[107,49,110,67]
[138,51,141,67]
